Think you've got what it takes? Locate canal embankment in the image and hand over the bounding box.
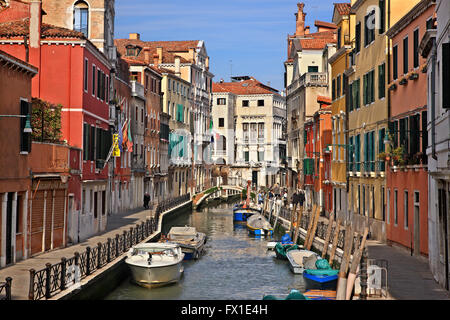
[0,194,191,300]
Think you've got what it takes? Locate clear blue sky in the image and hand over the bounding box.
[115,0,337,92]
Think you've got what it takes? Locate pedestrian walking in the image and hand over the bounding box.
[258,190,264,205]
[144,192,150,209]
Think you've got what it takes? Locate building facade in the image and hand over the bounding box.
[213,76,287,189]
[0,49,37,267]
[285,3,336,190]
[385,0,434,257]
[329,2,354,222]
[419,0,450,291]
[346,0,421,241]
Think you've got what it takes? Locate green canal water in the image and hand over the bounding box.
[104,201,317,300]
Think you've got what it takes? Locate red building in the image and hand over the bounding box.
[385,0,434,256]
[0,1,112,242]
[303,97,332,216]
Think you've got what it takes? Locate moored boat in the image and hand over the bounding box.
[286,249,319,274]
[164,226,207,260]
[246,214,273,236]
[303,259,339,290]
[125,242,184,288]
[274,242,299,260]
[303,289,336,300]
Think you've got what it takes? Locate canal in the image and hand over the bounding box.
[104,201,315,300]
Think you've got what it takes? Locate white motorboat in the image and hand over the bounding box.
[125,242,184,288]
[286,249,320,274]
[165,226,207,260]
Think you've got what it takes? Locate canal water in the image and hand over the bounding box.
[104,201,316,300]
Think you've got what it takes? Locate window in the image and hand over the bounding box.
[387,189,390,224]
[413,29,419,68]
[332,79,336,100]
[84,59,88,92]
[443,43,450,109]
[381,186,385,221]
[244,151,249,162]
[337,27,342,49]
[355,22,361,53]
[393,45,398,80]
[92,65,96,96]
[97,69,101,99]
[403,36,409,75]
[308,66,319,73]
[364,10,375,46]
[379,0,386,34]
[337,75,341,98]
[404,190,409,229]
[20,99,31,153]
[218,118,224,127]
[217,98,226,105]
[378,63,386,99]
[363,70,375,105]
[73,1,89,37]
[242,100,249,107]
[257,100,264,107]
[258,151,264,162]
[394,189,398,225]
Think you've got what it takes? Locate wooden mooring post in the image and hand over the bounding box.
[346,226,369,300]
[321,212,335,258]
[336,222,353,300]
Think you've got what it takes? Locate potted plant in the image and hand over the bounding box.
[408,72,419,80]
[378,152,388,162]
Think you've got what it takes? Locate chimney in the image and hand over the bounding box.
[129,33,140,40]
[29,0,42,49]
[295,2,306,37]
[143,47,150,64]
[156,47,163,64]
[174,56,181,77]
[305,26,310,34]
[153,53,159,68]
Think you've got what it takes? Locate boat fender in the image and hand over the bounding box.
[194,251,199,260]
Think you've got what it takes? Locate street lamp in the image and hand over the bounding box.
[0,114,32,133]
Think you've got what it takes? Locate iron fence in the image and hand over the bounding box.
[28,193,191,300]
[0,277,12,300]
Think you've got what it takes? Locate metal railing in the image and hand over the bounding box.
[0,277,12,300]
[28,193,191,300]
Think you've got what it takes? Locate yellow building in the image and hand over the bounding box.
[329,2,355,222]
[160,66,193,197]
[347,0,421,240]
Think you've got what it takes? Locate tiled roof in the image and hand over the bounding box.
[0,18,85,39]
[317,96,332,104]
[314,20,338,29]
[334,3,351,15]
[213,77,279,96]
[114,39,198,65]
[300,37,336,50]
[0,48,38,73]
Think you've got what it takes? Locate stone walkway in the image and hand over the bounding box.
[366,240,450,300]
[0,206,155,300]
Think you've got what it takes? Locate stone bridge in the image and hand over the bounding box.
[192,184,244,209]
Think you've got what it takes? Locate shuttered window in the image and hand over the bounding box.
[355,134,361,171]
[443,43,450,109]
[393,45,398,80]
[378,63,386,99]
[355,22,361,53]
[413,29,419,68]
[403,37,409,75]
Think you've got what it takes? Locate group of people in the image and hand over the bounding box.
[256,184,306,209]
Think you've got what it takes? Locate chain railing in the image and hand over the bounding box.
[28,192,192,300]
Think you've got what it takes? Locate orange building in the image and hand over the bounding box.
[0,49,37,267]
[303,96,333,215]
[385,0,434,256]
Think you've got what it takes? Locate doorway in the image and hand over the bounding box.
[5,193,13,265]
[439,187,449,290]
[252,171,258,189]
[414,191,420,256]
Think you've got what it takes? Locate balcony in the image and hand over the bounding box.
[30,142,70,177]
[131,81,145,100]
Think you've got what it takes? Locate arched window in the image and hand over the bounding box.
[73,1,89,37]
